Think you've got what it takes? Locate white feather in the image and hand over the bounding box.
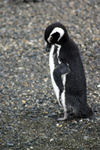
[49,45,61,105]
[48,27,64,43]
[49,44,67,111]
[61,74,67,112]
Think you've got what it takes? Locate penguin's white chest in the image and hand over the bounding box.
[49,45,61,102]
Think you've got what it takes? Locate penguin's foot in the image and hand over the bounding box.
[57,112,68,121]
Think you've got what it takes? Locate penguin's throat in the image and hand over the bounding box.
[53,44,61,66]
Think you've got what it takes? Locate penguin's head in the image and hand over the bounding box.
[44,22,69,52]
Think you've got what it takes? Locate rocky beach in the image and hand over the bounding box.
[0,0,100,149]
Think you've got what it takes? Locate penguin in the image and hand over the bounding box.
[44,22,93,121]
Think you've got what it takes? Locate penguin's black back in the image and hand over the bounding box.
[60,38,93,118]
[60,38,86,98]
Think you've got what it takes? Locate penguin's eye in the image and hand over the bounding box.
[50,36,53,42]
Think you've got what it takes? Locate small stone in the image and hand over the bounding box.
[7,142,13,146]
[44,78,48,82]
[30,146,34,149]
[45,111,48,114]
[84,136,89,140]
[58,125,62,127]
[56,123,59,127]
[97,85,100,88]
[50,138,54,142]
[24,82,27,85]
[44,116,48,118]
[0,139,3,142]
[79,119,83,123]
[93,91,98,95]
[56,124,62,127]
[72,120,77,124]
[96,117,100,121]
[22,100,26,104]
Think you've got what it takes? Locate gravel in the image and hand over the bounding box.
[0,0,100,149]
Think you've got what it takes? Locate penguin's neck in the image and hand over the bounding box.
[50,44,61,66]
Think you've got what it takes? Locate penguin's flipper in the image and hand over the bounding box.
[53,63,70,92]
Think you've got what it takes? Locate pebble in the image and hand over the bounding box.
[30,146,34,149]
[97,85,100,88]
[6,142,14,146]
[22,100,26,104]
[83,136,89,140]
[50,138,54,142]
[56,124,62,127]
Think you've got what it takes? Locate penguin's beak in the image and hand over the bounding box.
[46,43,52,52]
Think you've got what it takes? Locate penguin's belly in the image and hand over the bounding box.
[49,45,61,102]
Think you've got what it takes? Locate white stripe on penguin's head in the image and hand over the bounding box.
[47,27,65,43]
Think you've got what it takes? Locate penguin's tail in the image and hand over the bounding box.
[77,104,93,118]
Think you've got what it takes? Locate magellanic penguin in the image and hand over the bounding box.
[44,22,93,121]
